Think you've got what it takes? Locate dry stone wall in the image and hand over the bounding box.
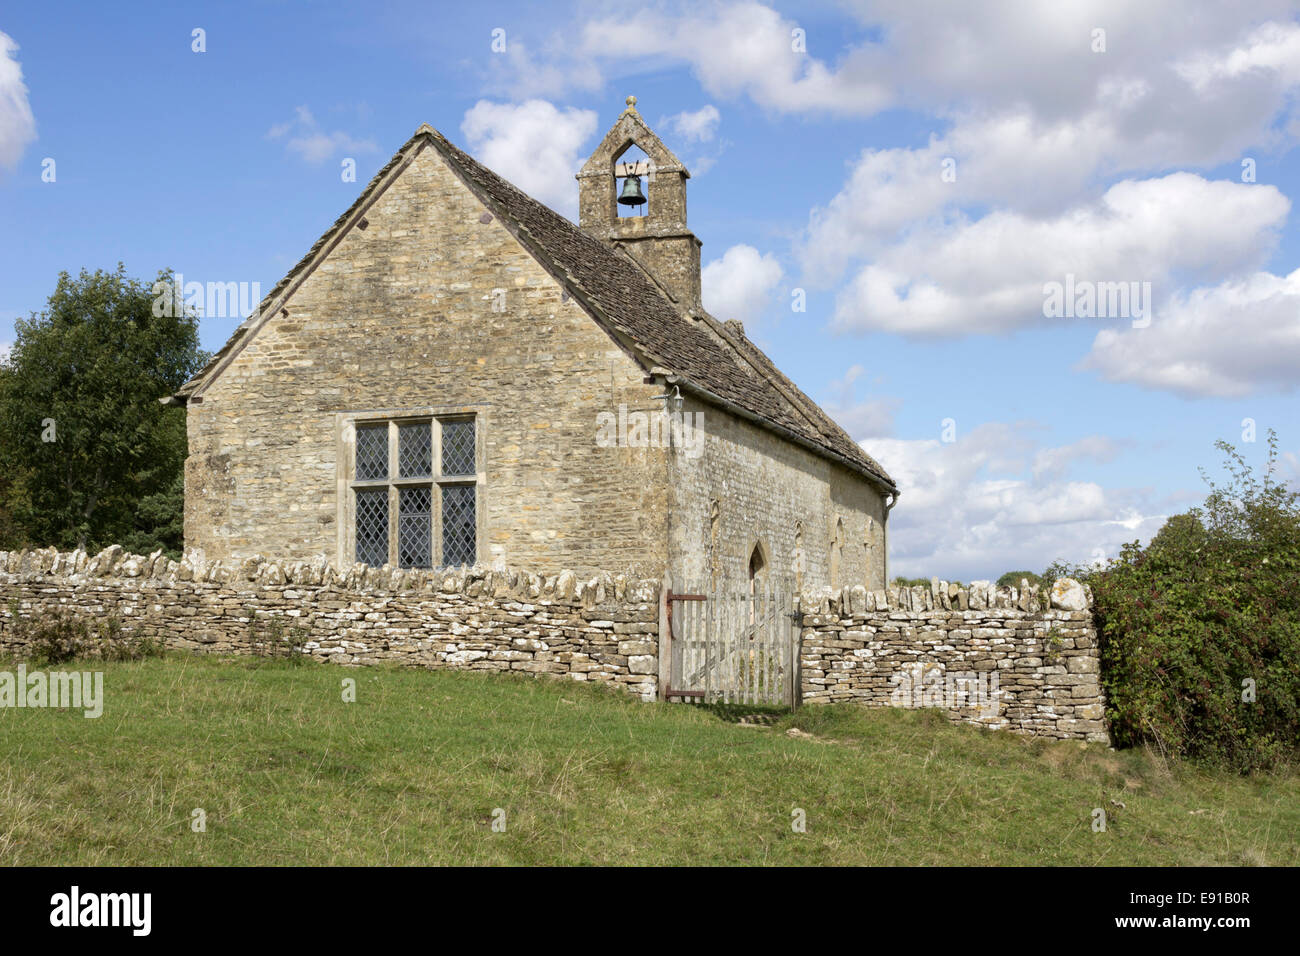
[799,577,1107,741]
[0,547,660,700]
[1,547,1107,742]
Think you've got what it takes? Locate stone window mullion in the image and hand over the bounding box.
[387,422,400,566]
[432,422,444,564]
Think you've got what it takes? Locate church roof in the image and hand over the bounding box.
[172,124,896,493]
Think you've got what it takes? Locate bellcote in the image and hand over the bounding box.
[577,96,702,311]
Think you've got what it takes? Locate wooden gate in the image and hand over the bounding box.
[663,579,800,706]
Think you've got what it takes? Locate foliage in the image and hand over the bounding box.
[996,570,1042,589]
[1091,431,1300,773]
[117,473,186,560]
[0,265,205,556]
[247,613,309,665]
[8,603,162,666]
[891,576,929,588]
[891,576,965,589]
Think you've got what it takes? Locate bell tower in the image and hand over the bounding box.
[577,96,702,312]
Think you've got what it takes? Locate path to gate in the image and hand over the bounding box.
[660,577,799,707]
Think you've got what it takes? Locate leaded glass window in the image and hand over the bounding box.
[356,424,388,481]
[442,484,476,567]
[350,415,480,569]
[442,419,475,476]
[398,485,432,568]
[355,488,388,567]
[398,421,432,478]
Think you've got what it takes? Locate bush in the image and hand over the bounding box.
[9,604,162,666]
[247,613,309,666]
[996,570,1042,589]
[890,576,965,589]
[1091,432,1300,772]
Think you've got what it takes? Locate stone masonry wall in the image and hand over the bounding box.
[1,547,1107,742]
[799,578,1107,742]
[670,392,888,593]
[0,547,661,700]
[185,140,669,573]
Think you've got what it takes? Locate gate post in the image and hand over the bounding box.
[657,569,672,701]
[790,589,802,708]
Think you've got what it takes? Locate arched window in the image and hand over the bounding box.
[790,520,807,587]
[748,541,769,610]
[864,516,875,588]
[747,541,769,632]
[830,517,845,588]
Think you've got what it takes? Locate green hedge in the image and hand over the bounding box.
[1090,435,1300,772]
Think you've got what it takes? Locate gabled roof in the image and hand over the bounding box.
[173,125,896,493]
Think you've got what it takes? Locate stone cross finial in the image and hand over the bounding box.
[625,95,637,109]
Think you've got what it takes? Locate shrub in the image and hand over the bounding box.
[1091,432,1300,772]
[8,605,162,666]
[890,577,965,589]
[890,577,930,588]
[247,613,309,666]
[996,570,1042,589]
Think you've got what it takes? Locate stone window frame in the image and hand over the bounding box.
[335,406,486,570]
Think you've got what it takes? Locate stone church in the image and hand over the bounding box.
[169,97,898,591]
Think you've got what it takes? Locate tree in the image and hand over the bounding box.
[1146,512,1206,555]
[0,265,206,555]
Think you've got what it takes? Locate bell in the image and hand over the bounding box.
[617,174,647,208]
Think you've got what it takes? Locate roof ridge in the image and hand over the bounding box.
[695,311,828,436]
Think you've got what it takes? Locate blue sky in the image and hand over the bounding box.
[2,1,1298,580]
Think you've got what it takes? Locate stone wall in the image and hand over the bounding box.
[798,578,1107,742]
[0,547,661,700]
[669,392,888,593]
[1,547,1108,743]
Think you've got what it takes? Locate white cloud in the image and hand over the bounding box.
[829,174,1289,337]
[766,3,1300,285]
[0,32,36,171]
[267,106,377,165]
[802,108,1152,282]
[864,424,1168,581]
[509,2,1300,156]
[0,341,11,364]
[701,244,784,322]
[460,99,597,219]
[580,3,890,115]
[1031,436,1124,482]
[1176,19,1300,90]
[661,105,720,142]
[482,38,604,100]
[1082,267,1300,397]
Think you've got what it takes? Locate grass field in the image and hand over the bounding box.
[1,653,1295,865]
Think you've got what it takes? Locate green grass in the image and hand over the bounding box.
[2,653,1296,865]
